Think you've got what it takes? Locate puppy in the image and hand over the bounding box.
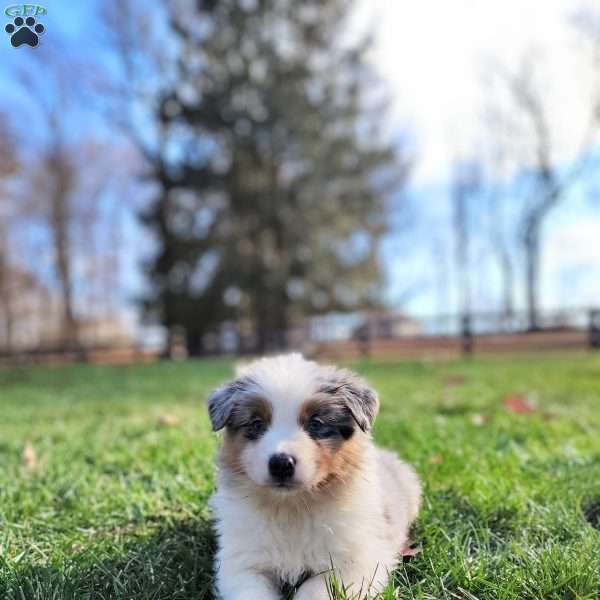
[208,354,421,599]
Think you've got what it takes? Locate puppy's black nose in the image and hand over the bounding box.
[269,453,296,482]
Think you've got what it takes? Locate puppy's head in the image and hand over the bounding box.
[207,353,378,494]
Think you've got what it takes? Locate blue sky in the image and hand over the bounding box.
[365,0,600,316]
[1,0,599,328]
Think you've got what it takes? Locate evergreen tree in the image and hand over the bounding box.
[141,0,409,354]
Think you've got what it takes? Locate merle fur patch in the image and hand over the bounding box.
[299,396,357,446]
[207,376,258,431]
[316,368,379,432]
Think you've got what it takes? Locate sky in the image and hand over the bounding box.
[1,0,599,331]
[364,0,597,181]
[361,0,600,315]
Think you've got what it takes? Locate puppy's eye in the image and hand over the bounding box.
[244,417,266,440]
[308,416,334,438]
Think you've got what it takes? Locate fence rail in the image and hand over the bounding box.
[312,307,600,360]
[1,308,599,366]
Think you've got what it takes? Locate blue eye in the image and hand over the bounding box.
[308,416,334,438]
[245,417,266,439]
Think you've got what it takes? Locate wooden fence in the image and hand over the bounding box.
[313,309,600,361]
[1,308,599,366]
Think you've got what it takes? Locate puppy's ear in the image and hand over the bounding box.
[318,369,379,432]
[207,376,255,431]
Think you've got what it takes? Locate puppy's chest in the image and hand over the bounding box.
[250,502,357,573]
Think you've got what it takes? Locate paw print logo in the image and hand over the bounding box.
[5,16,45,47]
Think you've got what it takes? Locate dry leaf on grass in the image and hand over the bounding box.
[503,394,536,415]
[471,414,487,426]
[443,374,467,387]
[428,454,443,465]
[22,441,38,472]
[158,413,181,427]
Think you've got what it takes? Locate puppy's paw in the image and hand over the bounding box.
[294,575,330,600]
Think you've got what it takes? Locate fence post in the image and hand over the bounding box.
[357,323,370,360]
[461,314,473,357]
[589,309,600,349]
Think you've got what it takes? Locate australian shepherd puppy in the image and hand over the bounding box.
[208,354,421,599]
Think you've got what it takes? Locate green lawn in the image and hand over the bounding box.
[1,355,600,599]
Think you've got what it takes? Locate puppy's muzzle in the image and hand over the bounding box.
[269,453,296,484]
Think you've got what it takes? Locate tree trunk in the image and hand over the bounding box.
[499,249,514,320]
[185,329,205,357]
[524,229,541,331]
[51,198,78,349]
[255,295,272,354]
[254,287,289,354]
[272,292,289,351]
[49,153,78,350]
[0,248,13,353]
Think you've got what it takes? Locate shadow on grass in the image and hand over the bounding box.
[1,518,217,600]
[584,498,600,532]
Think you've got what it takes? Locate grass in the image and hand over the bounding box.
[0,354,599,599]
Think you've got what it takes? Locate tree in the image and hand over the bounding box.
[44,134,78,348]
[0,112,20,352]
[132,0,408,354]
[2,50,136,353]
[486,182,516,320]
[486,53,600,330]
[479,114,517,320]
[451,160,481,323]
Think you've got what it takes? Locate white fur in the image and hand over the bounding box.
[210,354,421,599]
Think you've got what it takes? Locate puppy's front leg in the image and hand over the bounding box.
[295,562,392,600]
[215,561,279,600]
[293,574,330,600]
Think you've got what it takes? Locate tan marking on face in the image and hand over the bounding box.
[298,396,324,427]
[312,434,365,489]
[219,396,272,477]
[298,393,365,490]
[220,430,246,476]
[230,395,272,427]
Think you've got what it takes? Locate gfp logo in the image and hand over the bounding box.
[4,4,45,47]
[5,4,46,17]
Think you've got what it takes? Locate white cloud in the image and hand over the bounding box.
[355,1,600,314]
[362,0,599,182]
